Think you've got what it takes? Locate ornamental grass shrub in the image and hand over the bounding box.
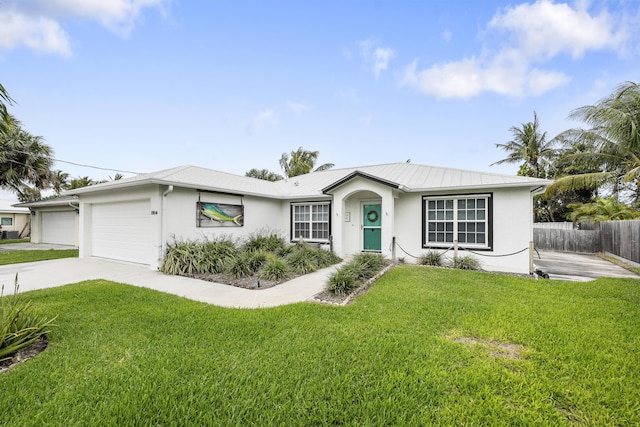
[259,258,290,281]
[161,233,341,284]
[418,250,444,267]
[451,254,481,270]
[1,275,56,362]
[243,232,287,254]
[327,253,386,296]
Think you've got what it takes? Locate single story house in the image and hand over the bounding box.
[57,162,551,275]
[15,195,79,246]
[0,199,30,239]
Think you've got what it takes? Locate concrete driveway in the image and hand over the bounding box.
[534,250,640,282]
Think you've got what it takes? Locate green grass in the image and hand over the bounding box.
[0,249,78,266]
[1,267,639,425]
[0,239,30,245]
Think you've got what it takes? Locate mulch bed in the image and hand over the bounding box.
[186,273,298,290]
[0,336,48,374]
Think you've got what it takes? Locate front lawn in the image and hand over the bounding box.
[1,266,638,425]
[0,249,78,266]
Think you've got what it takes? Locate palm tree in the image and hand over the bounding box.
[279,147,334,178]
[492,112,556,178]
[68,176,98,189]
[245,168,283,182]
[0,115,54,197]
[567,197,640,224]
[0,83,14,136]
[546,81,640,203]
[51,169,71,195]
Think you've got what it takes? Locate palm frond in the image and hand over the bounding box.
[545,172,613,197]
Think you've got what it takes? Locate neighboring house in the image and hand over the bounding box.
[61,162,552,274]
[15,196,79,246]
[0,199,30,238]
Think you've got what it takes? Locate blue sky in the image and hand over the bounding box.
[1,0,639,198]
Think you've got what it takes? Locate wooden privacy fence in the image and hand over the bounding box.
[600,221,640,265]
[533,221,640,264]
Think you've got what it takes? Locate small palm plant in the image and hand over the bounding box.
[1,274,57,362]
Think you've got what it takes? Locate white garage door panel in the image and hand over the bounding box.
[42,211,76,245]
[91,200,151,265]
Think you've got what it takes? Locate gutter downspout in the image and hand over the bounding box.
[159,185,174,266]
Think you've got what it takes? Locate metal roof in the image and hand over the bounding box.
[0,199,29,213]
[13,195,79,209]
[64,162,553,199]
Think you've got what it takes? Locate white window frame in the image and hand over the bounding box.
[423,194,492,250]
[291,202,331,242]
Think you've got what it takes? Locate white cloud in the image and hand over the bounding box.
[402,0,627,98]
[0,11,71,56]
[373,47,394,78]
[488,0,624,59]
[0,0,171,55]
[45,0,172,36]
[357,37,395,78]
[286,101,310,114]
[249,109,278,133]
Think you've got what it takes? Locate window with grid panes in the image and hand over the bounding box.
[424,195,491,249]
[292,203,330,241]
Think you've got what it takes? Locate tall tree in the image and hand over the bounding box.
[245,168,283,182]
[68,176,99,189]
[51,169,71,195]
[567,197,640,224]
[279,147,334,178]
[546,81,640,205]
[0,83,14,136]
[0,115,54,198]
[492,111,556,178]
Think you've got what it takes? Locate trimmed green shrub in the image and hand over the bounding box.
[1,275,56,362]
[418,250,444,266]
[160,238,237,276]
[247,250,269,273]
[312,247,342,268]
[286,248,319,275]
[451,254,481,270]
[225,253,254,279]
[160,241,200,275]
[259,259,290,281]
[327,268,356,296]
[200,238,237,273]
[346,253,385,281]
[327,253,386,296]
[244,232,286,253]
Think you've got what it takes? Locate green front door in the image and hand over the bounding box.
[363,204,381,251]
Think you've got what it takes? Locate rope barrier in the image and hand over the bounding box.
[460,247,529,258]
[393,239,529,259]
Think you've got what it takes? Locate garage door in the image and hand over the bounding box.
[90,200,152,265]
[42,211,76,245]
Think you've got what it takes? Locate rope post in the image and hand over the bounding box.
[529,241,534,275]
[453,240,458,259]
[392,236,396,261]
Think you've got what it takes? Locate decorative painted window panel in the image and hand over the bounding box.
[423,194,492,249]
[292,203,330,241]
[197,202,244,227]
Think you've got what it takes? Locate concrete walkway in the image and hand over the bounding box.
[0,258,341,308]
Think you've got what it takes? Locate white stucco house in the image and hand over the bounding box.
[16,196,79,246]
[55,162,551,275]
[0,199,30,239]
